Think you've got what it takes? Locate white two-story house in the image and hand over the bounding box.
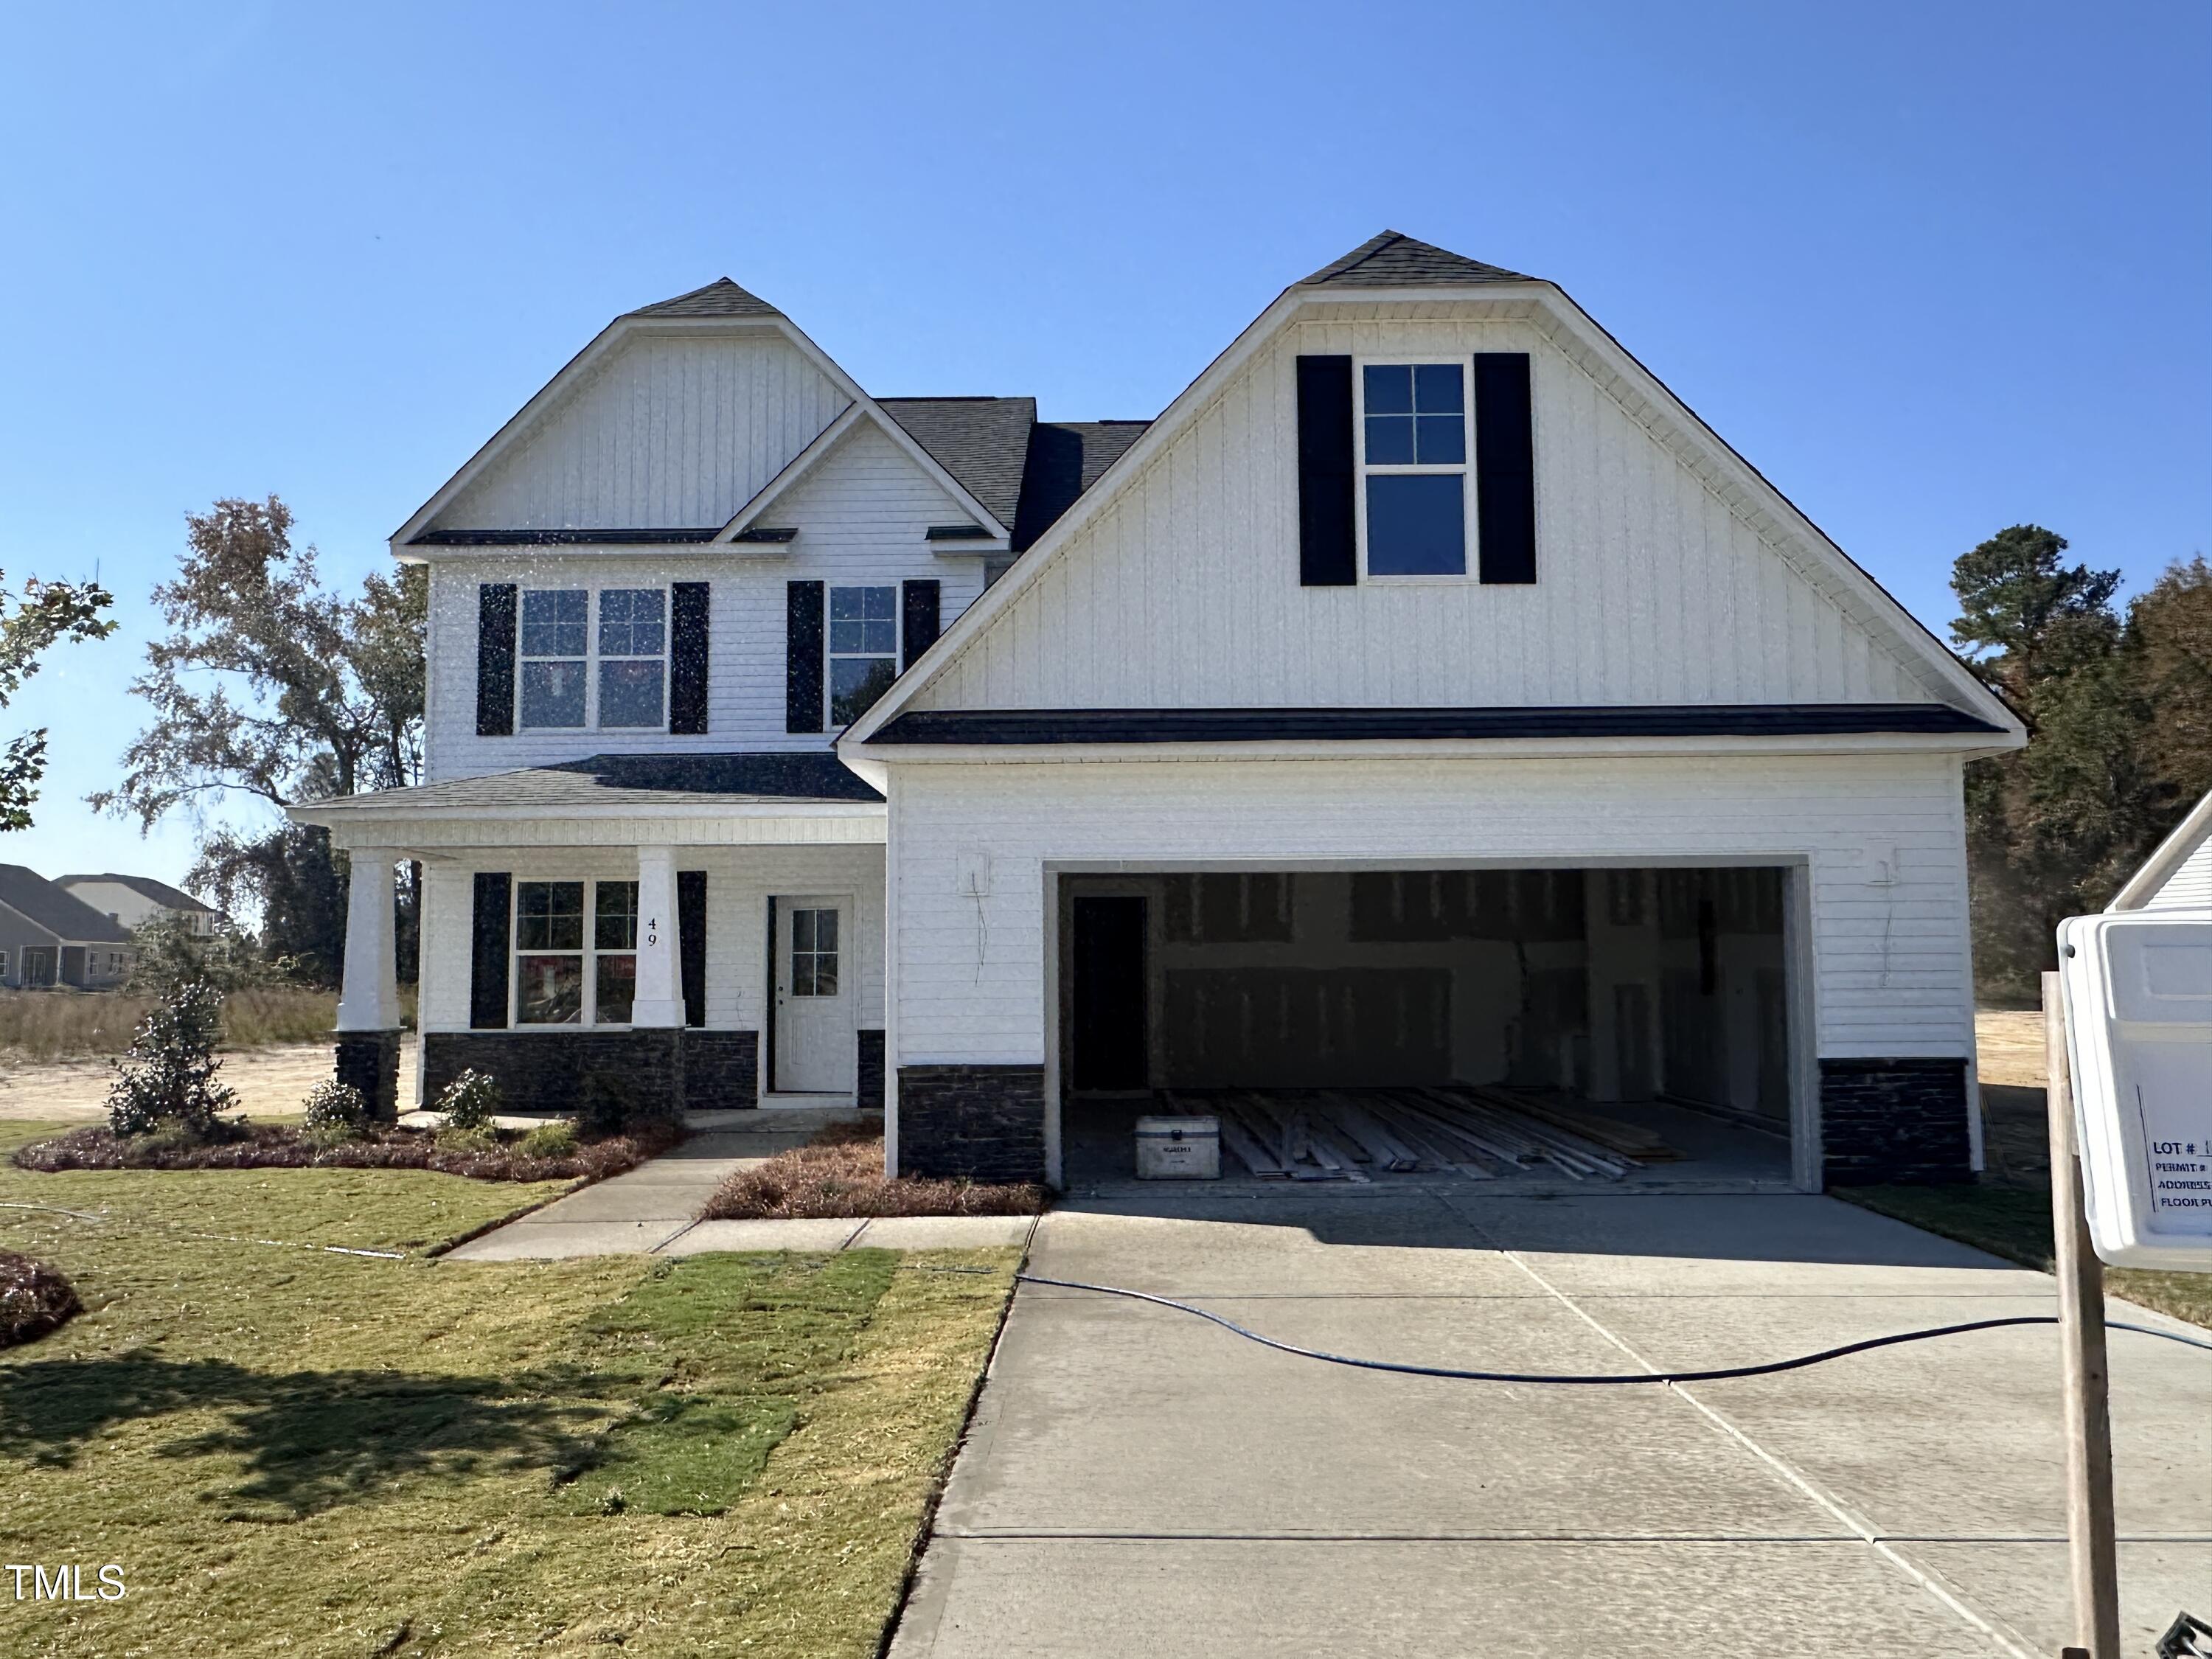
[298,232,2022,1192]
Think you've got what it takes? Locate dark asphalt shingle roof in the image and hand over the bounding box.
[312,752,882,813]
[57,873,214,912]
[1300,231,1534,288]
[1011,420,1153,551]
[878,398,1037,529]
[626,278,784,320]
[0,866,134,943]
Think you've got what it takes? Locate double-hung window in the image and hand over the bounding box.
[827,585,898,726]
[518,588,668,730]
[513,879,639,1025]
[1357,362,1471,577]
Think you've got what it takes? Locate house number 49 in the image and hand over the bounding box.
[645,919,658,946]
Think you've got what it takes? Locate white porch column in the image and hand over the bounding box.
[335,849,400,1032]
[630,845,684,1027]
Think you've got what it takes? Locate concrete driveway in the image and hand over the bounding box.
[889,1188,2212,1658]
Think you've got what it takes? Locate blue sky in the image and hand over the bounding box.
[2,1,2205,892]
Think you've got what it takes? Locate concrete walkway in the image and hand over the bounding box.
[890,1188,2212,1658]
[442,1108,1034,1259]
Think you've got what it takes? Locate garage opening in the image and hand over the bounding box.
[1057,867,1798,1189]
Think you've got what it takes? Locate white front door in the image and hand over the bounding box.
[775,896,856,1093]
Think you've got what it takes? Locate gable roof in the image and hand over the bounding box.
[625,277,783,320]
[0,866,133,944]
[880,398,1038,529]
[844,231,2025,749]
[2110,788,2212,911]
[1301,230,1534,288]
[1012,420,1152,551]
[57,873,215,912]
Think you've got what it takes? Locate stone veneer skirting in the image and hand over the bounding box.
[857,1030,886,1111]
[422,1029,759,1119]
[1819,1057,1972,1186]
[333,1030,403,1123]
[896,1064,1046,1183]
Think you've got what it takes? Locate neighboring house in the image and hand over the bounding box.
[2110,790,2212,912]
[56,873,220,937]
[293,232,2025,1192]
[0,866,133,990]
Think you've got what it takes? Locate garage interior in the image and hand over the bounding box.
[1057,866,1800,1189]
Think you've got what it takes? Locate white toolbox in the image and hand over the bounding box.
[1135,1115,1220,1180]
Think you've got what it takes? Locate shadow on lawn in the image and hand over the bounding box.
[0,1354,619,1514]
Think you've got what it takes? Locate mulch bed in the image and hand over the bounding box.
[703,1122,1044,1220]
[0,1250,82,1349]
[11,1121,686,1184]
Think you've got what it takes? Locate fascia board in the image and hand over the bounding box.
[840,287,1312,745]
[287,796,885,827]
[852,729,2023,765]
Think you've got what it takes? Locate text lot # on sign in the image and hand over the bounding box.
[2059,911,2212,1270]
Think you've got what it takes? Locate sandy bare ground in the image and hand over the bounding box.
[0,1043,417,1123]
[1973,1008,2046,1087]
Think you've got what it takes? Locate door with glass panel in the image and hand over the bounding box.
[774,896,855,1093]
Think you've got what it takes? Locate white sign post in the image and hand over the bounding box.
[2051,908,2212,1659]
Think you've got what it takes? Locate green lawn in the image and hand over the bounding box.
[1838,1083,2212,1334]
[0,1122,1017,1656]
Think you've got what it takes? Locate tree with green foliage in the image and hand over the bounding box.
[94,497,425,983]
[107,979,239,1141]
[1952,527,2212,1000]
[0,571,116,831]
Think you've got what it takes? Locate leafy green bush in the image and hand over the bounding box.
[434,1125,501,1155]
[106,981,239,1139]
[517,1121,578,1159]
[300,1078,372,1140]
[436,1068,503,1131]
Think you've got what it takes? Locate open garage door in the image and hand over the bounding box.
[1056,866,1801,1190]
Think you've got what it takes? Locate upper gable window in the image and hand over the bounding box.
[1357,362,1470,578]
[828,585,898,726]
[518,587,667,731]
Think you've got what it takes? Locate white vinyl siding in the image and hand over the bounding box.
[2149,838,2212,911]
[431,331,852,532]
[415,845,886,1062]
[883,751,1975,1070]
[912,311,1938,715]
[423,423,984,779]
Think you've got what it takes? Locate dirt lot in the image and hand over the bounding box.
[0,1043,417,1122]
[1973,1008,2046,1088]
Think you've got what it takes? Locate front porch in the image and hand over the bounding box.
[291,752,890,1124]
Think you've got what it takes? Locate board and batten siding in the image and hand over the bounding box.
[2148,837,2212,911]
[913,310,1933,714]
[885,752,1975,1070]
[417,844,885,1045]
[424,422,987,779]
[432,331,851,532]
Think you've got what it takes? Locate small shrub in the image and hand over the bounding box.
[703,1124,1044,1220]
[0,1251,80,1349]
[301,1078,372,1140]
[106,980,239,1139]
[518,1121,578,1159]
[436,1069,504,1131]
[436,1124,501,1154]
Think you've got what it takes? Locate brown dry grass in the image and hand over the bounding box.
[0,986,421,1062]
[705,1122,1045,1220]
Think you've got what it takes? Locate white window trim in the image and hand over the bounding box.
[1353,355,1479,585]
[824,583,902,729]
[516,584,672,734]
[509,877,641,1029]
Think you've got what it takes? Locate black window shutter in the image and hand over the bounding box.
[1473,353,1537,585]
[678,870,707,1029]
[785,580,824,733]
[476,584,518,736]
[900,579,940,670]
[469,872,511,1029]
[669,582,710,734]
[1295,355,1356,587]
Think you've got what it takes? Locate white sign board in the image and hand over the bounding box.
[2057,908,2212,1270]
